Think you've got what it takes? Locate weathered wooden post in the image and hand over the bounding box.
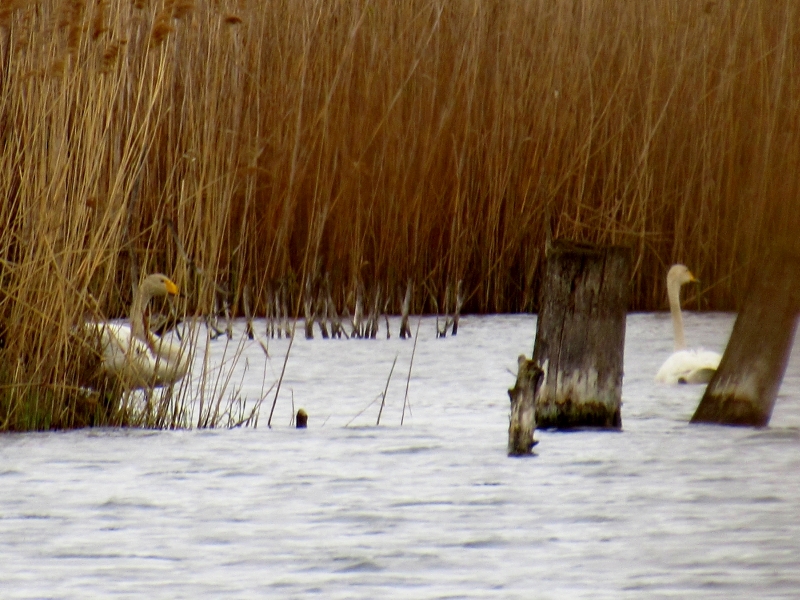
[508,355,544,456]
[691,250,800,427]
[533,241,631,429]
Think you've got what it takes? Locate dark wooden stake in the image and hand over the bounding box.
[691,250,800,427]
[532,241,631,429]
[508,355,544,456]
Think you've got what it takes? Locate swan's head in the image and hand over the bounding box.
[667,264,697,288]
[142,273,180,298]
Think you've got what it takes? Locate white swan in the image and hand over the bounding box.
[655,264,721,384]
[90,274,190,389]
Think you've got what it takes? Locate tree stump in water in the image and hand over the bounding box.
[508,355,544,456]
[691,251,800,427]
[533,242,631,429]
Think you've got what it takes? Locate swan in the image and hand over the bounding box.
[655,264,721,384]
[89,274,190,389]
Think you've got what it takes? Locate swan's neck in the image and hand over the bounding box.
[667,280,686,351]
[129,286,151,343]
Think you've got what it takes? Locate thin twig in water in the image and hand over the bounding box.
[376,353,399,426]
[401,316,423,425]
[267,321,297,428]
[346,393,384,428]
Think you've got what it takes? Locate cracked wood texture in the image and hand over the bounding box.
[533,242,631,429]
[692,250,800,427]
[508,356,544,456]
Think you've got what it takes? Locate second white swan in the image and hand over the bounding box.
[655,264,721,384]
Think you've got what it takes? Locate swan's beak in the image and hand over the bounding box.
[688,271,699,283]
[165,279,180,296]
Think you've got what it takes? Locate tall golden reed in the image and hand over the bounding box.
[0,0,797,429]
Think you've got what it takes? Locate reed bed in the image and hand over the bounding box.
[0,0,797,430]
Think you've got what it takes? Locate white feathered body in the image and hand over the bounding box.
[655,348,721,384]
[88,314,189,388]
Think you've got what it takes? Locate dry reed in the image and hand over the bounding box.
[0,0,798,430]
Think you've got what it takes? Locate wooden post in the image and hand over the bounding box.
[508,355,544,456]
[533,241,631,429]
[691,251,800,427]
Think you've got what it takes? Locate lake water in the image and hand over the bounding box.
[2,313,800,599]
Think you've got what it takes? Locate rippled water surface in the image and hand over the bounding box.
[2,314,800,599]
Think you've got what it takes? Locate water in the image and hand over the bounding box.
[2,314,800,599]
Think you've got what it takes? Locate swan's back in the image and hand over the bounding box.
[87,322,154,388]
[655,349,721,384]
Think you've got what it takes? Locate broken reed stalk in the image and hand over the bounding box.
[432,296,446,338]
[303,276,315,339]
[452,280,463,336]
[352,289,364,338]
[345,394,380,427]
[400,281,412,339]
[222,290,233,339]
[317,295,330,338]
[267,315,298,428]
[243,284,255,340]
[125,173,143,299]
[327,288,346,338]
[243,284,269,356]
[401,316,423,425]
[368,286,381,339]
[376,353,398,425]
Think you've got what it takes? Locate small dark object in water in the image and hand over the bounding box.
[296,408,308,428]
